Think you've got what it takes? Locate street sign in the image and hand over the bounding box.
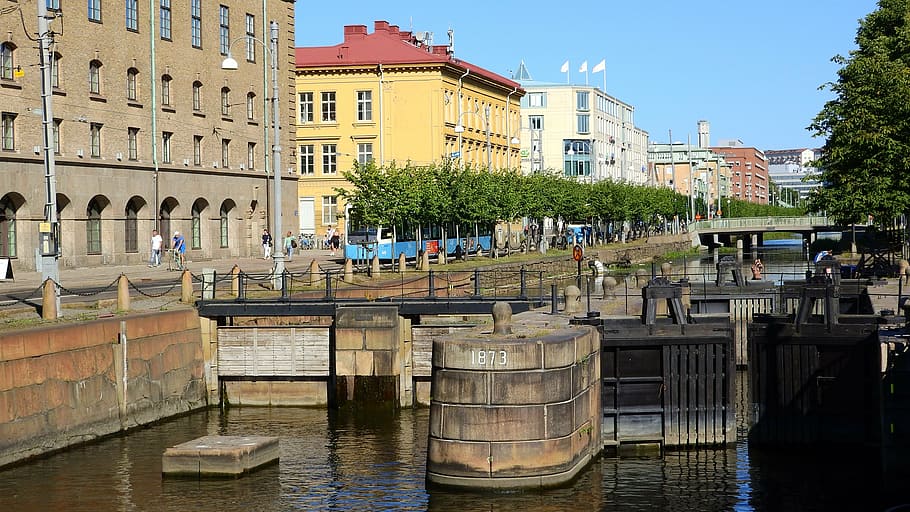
[450,151,460,158]
[572,244,583,262]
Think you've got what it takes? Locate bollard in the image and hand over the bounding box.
[421,250,430,271]
[117,274,130,311]
[660,262,672,278]
[230,265,240,298]
[437,250,445,266]
[371,254,380,277]
[398,252,407,273]
[181,269,193,303]
[491,302,513,334]
[344,259,353,282]
[310,259,320,287]
[564,285,582,314]
[42,279,58,320]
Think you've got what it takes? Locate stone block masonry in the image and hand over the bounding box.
[0,310,208,468]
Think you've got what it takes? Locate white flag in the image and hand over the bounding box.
[579,60,587,73]
[592,59,606,74]
[560,60,569,73]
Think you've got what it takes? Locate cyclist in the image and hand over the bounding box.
[172,231,186,270]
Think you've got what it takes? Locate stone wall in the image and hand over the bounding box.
[0,310,208,468]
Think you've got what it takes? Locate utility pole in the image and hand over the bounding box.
[37,1,61,316]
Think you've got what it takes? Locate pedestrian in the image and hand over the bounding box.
[330,229,341,256]
[262,228,272,259]
[172,231,186,270]
[751,258,764,280]
[148,229,163,267]
[284,231,296,262]
[326,225,337,256]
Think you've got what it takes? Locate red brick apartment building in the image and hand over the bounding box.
[711,141,770,204]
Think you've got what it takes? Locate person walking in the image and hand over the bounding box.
[262,228,272,259]
[148,229,163,267]
[326,225,337,256]
[172,231,186,270]
[284,231,296,262]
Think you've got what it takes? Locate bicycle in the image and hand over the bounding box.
[166,248,184,271]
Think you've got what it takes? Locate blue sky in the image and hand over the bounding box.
[295,1,878,151]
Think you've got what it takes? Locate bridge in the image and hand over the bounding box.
[688,215,848,248]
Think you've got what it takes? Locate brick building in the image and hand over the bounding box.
[0,0,296,271]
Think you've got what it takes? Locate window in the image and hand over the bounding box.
[193,135,202,165]
[527,92,546,107]
[576,91,589,111]
[90,123,102,157]
[125,199,140,253]
[190,0,202,48]
[52,119,61,154]
[126,68,139,101]
[126,0,138,31]
[192,81,202,111]
[1,112,15,151]
[47,0,60,10]
[322,196,338,225]
[246,92,255,120]
[160,0,171,39]
[128,127,139,160]
[221,87,230,116]
[221,138,230,168]
[191,200,204,249]
[529,115,544,130]
[89,60,102,94]
[322,144,336,174]
[0,43,14,80]
[577,114,590,134]
[356,91,372,121]
[357,143,373,165]
[321,92,336,122]
[247,142,255,170]
[219,203,230,247]
[88,0,102,22]
[0,195,17,258]
[161,75,171,105]
[219,5,230,55]
[299,144,314,174]
[298,92,313,123]
[162,131,172,163]
[86,198,103,255]
[245,14,256,62]
[51,52,60,88]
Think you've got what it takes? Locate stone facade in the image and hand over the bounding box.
[0,1,296,271]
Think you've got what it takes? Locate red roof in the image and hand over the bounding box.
[295,20,521,91]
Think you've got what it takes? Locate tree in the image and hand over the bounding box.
[808,0,910,224]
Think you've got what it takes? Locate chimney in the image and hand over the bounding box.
[432,45,449,56]
[697,120,710,149]
[343,25,367,41]
[389,25,400,36]
[374,20,390,33]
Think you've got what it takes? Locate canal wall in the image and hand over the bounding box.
[0,309,208,468]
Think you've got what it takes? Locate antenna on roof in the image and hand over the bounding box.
[447,28,455,56]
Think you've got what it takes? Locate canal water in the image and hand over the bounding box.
[2,240,908,511]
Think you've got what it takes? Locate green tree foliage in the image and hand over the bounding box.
[808,0,910,224]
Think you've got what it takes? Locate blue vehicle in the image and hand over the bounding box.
[344,219,492,262]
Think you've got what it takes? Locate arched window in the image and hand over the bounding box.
[191,199,207,250]
[159,197,178,249]
[125,198,141,253]
[219,200,234,248]
[221,87,231,116]
[161,74,172,106]
[126,67,139,101]
[89,60,102,95]
[246,92,255,120]
[86,198,103,254]
[0,195,18,258]
[0,42,14,80]
[192,81,203,111]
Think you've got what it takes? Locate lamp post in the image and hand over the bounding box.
[454,106,492,171]
[223,21,284,289]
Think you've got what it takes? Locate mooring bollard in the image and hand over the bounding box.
[564,285,582,314]
[371,255,380,277]
[309,259,320,287]
[398,252,407,273]
[181,270,193,303]
[421,250,430,271]
[42,279,57,320]
[117,274,130,311]
[344,259,353,282]
[230,265,240,298]
[492,301,512,334]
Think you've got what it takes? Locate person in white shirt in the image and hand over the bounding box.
[149,230,163,267]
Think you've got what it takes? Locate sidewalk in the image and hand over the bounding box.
[0,249,343,296]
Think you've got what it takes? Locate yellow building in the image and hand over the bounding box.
[294,21,524,237]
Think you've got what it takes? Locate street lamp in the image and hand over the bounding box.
[454,105,492,171]
[222,21,285,289]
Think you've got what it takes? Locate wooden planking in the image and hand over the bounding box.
[217,327,330,377]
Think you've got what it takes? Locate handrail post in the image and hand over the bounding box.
[550,283,558,314]
[474,269,481,296]
[324,271,332,300]
[280,270,289,299]
[237,272,246,300]
[519,267,527,299]
[428,270,436,298]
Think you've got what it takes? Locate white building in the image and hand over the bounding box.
[765,148,822,203]
[513,62,649,183]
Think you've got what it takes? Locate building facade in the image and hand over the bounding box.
[0,0,297,271]
[648,142,732,219]
[711,140,770,205]
[294,21,523,237]
[766,148,822,204]
[516,71,649,184]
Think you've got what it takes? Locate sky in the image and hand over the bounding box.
[295,1,880,151]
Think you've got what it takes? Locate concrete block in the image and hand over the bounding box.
[542,336,576,369]
[440,404,545,441]
[335,329,364,350]
[373,350,394,376]
[335,307,398,328]
[162,435,279,477]
[545,400,576,438]
[364,328,398,351]
[490,367,573,405]
[334,351,355,376]
[426,437,491,478]
[489,436,574,477]
[431,370,488,404]
[353,350,374,376]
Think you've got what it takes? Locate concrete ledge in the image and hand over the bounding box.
[162,435,279,477]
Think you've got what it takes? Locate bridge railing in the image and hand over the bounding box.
[691,215,830,231]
